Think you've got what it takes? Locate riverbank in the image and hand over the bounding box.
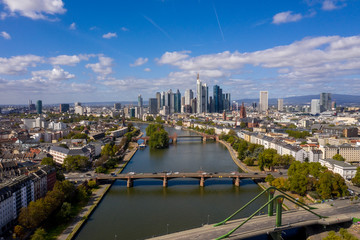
[218,140,252,173]
[57,142,139,240]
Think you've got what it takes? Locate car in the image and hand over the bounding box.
[174,172,179,174]
[202,172,207,175]
[129,172,135,175]
[152,172,157,174]
[254,172,258,175]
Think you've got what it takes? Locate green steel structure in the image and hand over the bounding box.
[214,187,326,240]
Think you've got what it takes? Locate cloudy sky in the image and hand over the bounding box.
[1,0,360,104]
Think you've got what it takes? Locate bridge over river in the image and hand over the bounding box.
[150,200,360,240]
[96,172,280,187]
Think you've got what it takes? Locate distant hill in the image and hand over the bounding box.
[236,94,360,106]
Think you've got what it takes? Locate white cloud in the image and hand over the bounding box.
[102,32,117,39]
[130,57,148,67]
[272,11,303,24]
[0,55,44,75]
[121,27,129,32]
[0,31,11,39]
[2,0,66,20]
[144,68,151,72]
[49,54,93,66]
[31,66,75,81]
[156,51,191,65]
[69,22,76,30]
[86,55,113,79]
[322,0,345,10]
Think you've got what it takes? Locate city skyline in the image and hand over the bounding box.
[1,0,360,104]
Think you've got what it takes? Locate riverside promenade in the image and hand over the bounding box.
[57,142,139,240]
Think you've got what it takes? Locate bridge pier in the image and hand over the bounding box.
[127,178,133,188]
[163,177,168,187]
[233,176,240,186]
[200,176,205,187]
[276,197,284,227]
[203,136,207,142]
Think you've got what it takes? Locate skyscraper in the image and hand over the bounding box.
[114,103,121,110]
[259,91,268,112]
[156,92,161,110]
[277,99,283,111]
[174,89,181,113]
[36,100,42,114]
[213,85,223,113]
[320,93,331,111]
[148,98,158,114]
[184,89,193,105]
[311,99,321,115]
[240,102,246,118]
[138,94,143,108]
[196,74,208,114]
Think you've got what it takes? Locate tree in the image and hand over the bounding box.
[63,155,90,171]
[240,122,247,128]
[265,174,275,183]
[14,225,26,239]
[101,143,117,157]
[31,228,47,240]
[176,120,183,126]
[41,157,55,166]
[323,231,341,240]
[95,166,107,173]
[146,123,164,136]
[149,129,169,149]
[243,157,255,166]
[352,167,360,186]
[332,154,345,161]
[258,149,277,171]
[146,116,154,121]
[271,177,290,191]
[59,202,72,221]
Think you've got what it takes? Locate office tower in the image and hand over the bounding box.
[331,101,336,110]
[320,93,331,111]
[174,89,181,113]
[196,74,208,114]
[75,102,81,107]
[181,96,185,106]
[184,89,193,105]
[36,100,42,114]
[191,98,197,114]
[161,91,165,108]
[240,102,246,118]
[259,91,268,112]
[311,99,321,115]
[114,103,121,110]
[224,93,231,111]
[209,96,214,113]
[148,98,158,114]
[277,99,283,111]
[213,85,223,113]
[138,94,143,108]
[75,105,84,115]
[60,104,70,113]
[156,92,161,110]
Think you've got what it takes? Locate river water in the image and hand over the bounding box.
[75,124,267,240]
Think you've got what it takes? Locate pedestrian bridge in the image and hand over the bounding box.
[96,172,275,187]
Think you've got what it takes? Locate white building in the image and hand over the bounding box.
[311,99,321,115]
[50,146,90,165]
[259,91,268,112]
[277,98,283,111]
[319,158,357,180]
[196,74,208,114]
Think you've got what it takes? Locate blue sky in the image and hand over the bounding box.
[1,0,360,104]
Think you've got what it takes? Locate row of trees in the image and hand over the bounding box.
[285,130,311,139]
[15,180,92,239]
[266,161,348,199]
[146,124,169,149]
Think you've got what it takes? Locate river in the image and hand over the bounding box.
[75,124,268,240]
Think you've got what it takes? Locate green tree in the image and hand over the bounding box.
[352,167,360,186]
[243,157,255,166]
[240,122,247,128]
[59,202,72,221]
[41,157,55,166]
[95,166,107,173]
[31,228,47,240]
[258,149,277,171]
[101,143,117,157]
[63,155,90,171]
[265,174,275,183]
[332,154,345,161]
[14,225,26,239]
[323,231,341,240]
[176,120,183,126]
[146,116,154,121]
[146,123,164,136]
[149,129,169,149]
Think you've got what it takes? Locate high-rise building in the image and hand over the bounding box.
[75,102,81,107]
[320,93,331,112]
[174,89,181,113]
[259,91,268,112]
[156,92,161,110]
[213,85,223,113]
[148,98,158,114]
[196,74,208,114]
[240,102,246,118]
[184,89,193,105]
[138,94,143,108]
[311,99,321,115]
[36,100,42,114]
[277,99,283,111]
[114,103,121,110]
[60,104,70,113]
